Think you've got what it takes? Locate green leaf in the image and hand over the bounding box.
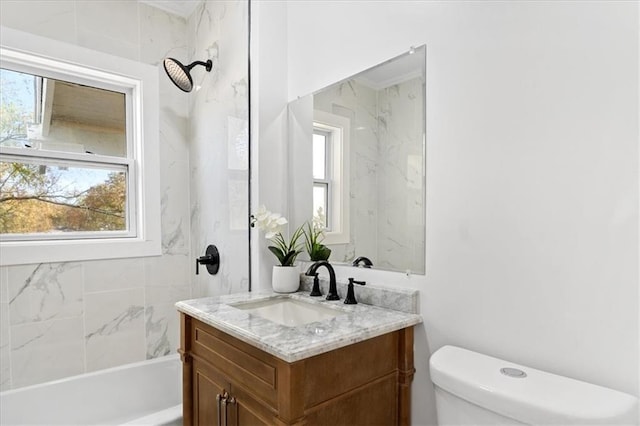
[281,249,302,266]
[268,246,286,265]
[311,245,331,261]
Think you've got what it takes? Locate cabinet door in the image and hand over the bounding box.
[226,384,275,426]
[193,358,229,426]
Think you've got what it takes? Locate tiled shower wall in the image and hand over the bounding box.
[188,1,249,298]
[0,0,248,391]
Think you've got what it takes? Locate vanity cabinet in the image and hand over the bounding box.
[179,313,416,426]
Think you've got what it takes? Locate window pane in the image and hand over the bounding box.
[0,158,127,235]
[1,68,127,157]
[312,133,326,179]
[0,69,35,148]
[313,184,328,230]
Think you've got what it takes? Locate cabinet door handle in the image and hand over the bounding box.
[216,392,226,426]
[216,390,235,426]
[220,391,228,426]
[220,390,233,426]
[225,394,236,424]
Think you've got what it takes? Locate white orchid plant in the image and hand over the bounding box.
[251,206,304,266]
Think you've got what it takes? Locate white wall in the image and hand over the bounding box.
[254,1,639,424]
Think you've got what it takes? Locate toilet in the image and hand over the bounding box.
[430,346,638,425]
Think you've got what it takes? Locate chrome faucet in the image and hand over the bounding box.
[305,261,340,301]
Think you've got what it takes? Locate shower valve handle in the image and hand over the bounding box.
[195,245,220,275]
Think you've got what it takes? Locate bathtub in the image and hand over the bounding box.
[0,354,182,425]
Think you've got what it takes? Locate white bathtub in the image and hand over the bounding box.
[0,354,182,425]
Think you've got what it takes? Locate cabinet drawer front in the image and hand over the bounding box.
[304,374,398,425]
[303,332,399,408]
[191,319,279,407]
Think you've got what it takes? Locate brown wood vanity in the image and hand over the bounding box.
[179,313,416,425]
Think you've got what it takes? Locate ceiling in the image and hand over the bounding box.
[138,0,202,18]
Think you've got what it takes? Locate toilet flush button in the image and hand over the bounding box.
[500,367,527,378]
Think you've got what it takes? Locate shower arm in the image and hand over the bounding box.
[187,60,212,72]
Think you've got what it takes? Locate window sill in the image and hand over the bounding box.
[0,236,161,266]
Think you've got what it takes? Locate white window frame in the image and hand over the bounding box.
[0,149,136,240]
[0,26,161,265]
[313,110,350,245]
[312,128,331,228]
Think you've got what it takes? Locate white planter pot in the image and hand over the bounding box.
[272,265,300,293]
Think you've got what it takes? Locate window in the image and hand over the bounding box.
[0,26,161,265]
[1,70,132,238]
[312,129,330,229]
[312,110,349,245]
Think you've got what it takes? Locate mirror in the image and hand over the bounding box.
[288,46,426,274]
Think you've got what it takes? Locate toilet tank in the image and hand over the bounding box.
[430,346,638,426]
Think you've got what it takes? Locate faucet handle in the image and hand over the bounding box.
[344,278,366,304]
[310,273,322,297]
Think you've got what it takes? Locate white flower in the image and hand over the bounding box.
[252,205,287,240]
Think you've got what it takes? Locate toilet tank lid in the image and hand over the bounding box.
[429,346,638,425]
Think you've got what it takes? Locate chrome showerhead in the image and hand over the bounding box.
[163,57,212,92]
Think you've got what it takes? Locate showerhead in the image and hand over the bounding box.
[163,57,212,92]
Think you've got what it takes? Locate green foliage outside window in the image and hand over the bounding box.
[0,69,127,236]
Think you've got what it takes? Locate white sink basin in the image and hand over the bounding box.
[230,297,345,327]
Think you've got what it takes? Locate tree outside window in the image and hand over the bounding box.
[0,68,128,237]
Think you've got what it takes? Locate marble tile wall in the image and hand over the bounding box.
[0,0,193,390]
[376,78,425,272]
[187,1,250,299]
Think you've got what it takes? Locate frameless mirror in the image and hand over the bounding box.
[289,45,426,274]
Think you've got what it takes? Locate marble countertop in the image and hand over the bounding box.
[175,291,422,363]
